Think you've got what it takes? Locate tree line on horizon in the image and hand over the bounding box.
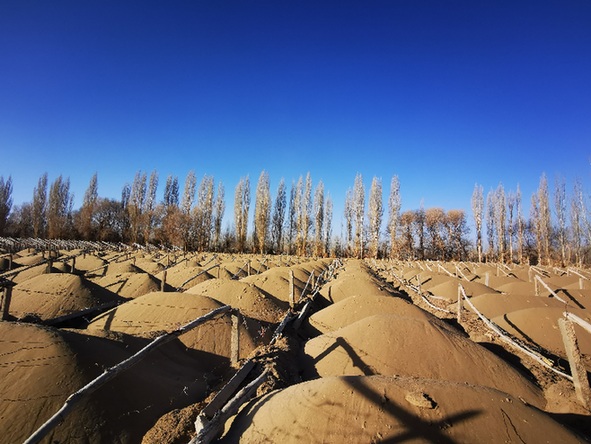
[0,171,589,265]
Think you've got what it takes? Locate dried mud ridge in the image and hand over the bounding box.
[0,247,590,443]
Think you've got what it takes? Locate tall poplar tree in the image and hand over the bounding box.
[368,176,383,258]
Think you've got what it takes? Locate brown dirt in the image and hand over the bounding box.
[303,313,546,409]
[307,294,433,335]
[9,273,123,321]
[220,375,583,443]
[242,266,307,302]
[468,293,566,319]
[155,264,213,290]
[91,271,164,299]
[186,279,287,323]
[3,254,590,443]
[87,291,259,358]
[492,307,591,370]
[0,321,226,443]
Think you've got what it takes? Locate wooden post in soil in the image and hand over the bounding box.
[289,270,295,308]
[1,284,13,321]
[247,260,251,277]
[485,272,489,287]
[231,311,240,365]
[457,284,463,323]
[70,256,76,274]
[46,258,53,274]
[8,254,12,271]
[161,269,167,292]
[558,317,591,409]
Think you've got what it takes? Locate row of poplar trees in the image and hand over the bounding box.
[471,173,589,266]
[0,170,590,264]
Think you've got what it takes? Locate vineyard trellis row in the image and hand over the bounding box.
[13,248,342,444]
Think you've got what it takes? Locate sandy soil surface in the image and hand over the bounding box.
[0,251,589,443]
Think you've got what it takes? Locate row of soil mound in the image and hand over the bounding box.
[384,261,591,373]
[220,259,584,442]
[0,248,335,443]
[372,259,591,435]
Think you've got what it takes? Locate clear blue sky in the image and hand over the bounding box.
[1,1,590,231]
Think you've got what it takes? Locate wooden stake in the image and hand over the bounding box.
[231,311,240,365]
[161,269,167,292]
[1,285,12,321]
[457,284,462,323]
[289,270,295,308]
[558,317,591,409]
[534,275,567,303]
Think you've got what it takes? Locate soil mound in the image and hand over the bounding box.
[9,273,122,322]
[91,271,163,299]
[472,275,523,290]
[468,293,566,319]
[11,253,45,267]
[415,273,452,288]
[556,288,591,309]
[545,275,584,290]
[221,375,581,444]
[87,291,257,358]
[186,279,287,323]
[318,266,395,304]
[296,259,332,276]
[303,314,545,408]
[105,260,143,275]
[74,254,107,272]
[307,294,433,335]
[134,256,166,274]
[0,322,227,443]
[9,264,60,284]
[155,265,213,290]
[496,281,538,295]
[492,307,591,370]
[426,278,497,300]
[218,261,248,279]
[242,266,306,303]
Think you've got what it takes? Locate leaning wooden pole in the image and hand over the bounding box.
[558,317,591,409]
[191,369,269,444]
[23,305,232,444]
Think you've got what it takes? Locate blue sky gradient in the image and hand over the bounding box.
[1,1,590,231]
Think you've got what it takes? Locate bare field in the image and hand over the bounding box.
[0,248,589,443]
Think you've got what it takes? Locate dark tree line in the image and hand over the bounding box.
[1,170,591,264]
